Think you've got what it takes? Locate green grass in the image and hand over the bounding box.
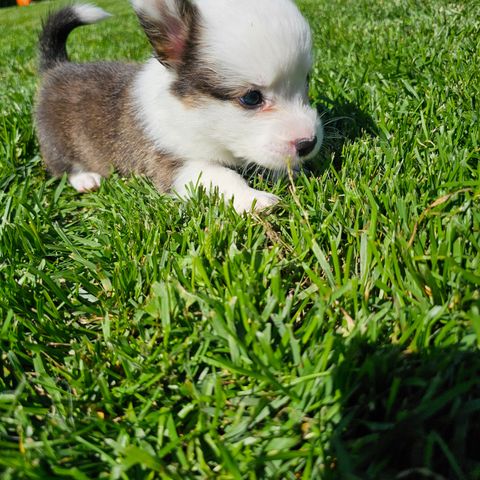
[0,0,479,478]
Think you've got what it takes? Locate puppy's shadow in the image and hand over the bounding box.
[307,95,379,175]
[239,95,377,187]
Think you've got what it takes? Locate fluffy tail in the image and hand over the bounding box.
[38,4,111,73]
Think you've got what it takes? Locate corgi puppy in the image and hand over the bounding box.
[35,0,322,212]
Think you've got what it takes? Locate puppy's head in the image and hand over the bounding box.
[133,0,322,171]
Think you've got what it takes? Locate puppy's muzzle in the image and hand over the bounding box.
[295,136,317,158]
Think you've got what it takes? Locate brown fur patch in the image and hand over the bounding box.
[136,0,199,70]
[35,62,179,192]
[135,1,247,106]
[172,63,244,102]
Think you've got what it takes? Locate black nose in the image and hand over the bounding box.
[295,136,317,158]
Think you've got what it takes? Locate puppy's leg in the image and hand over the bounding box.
[173,162,279,213]
[68,166,102,193]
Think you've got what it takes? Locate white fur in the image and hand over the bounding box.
[69,171,102,192]
[173,161,280,212]
[129,0,323,212]
[74,4,111,24]
[199,0,313,89]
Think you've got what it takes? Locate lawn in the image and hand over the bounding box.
[0,0,479,478]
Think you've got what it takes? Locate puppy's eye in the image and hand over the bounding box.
[239,90,264,109]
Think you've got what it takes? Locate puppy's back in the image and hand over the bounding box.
[36,62,136,176]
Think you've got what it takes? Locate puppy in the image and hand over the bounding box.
[35,0,323,212]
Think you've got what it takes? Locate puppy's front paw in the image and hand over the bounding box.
[233,188,280,213]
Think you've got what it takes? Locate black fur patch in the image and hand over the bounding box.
[39,7,86,72]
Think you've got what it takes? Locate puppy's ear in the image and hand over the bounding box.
[132,0,198,69]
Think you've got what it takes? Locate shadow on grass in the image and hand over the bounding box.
[324,338,480,480]
[243,96,377,190]
[307,95,379,175]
